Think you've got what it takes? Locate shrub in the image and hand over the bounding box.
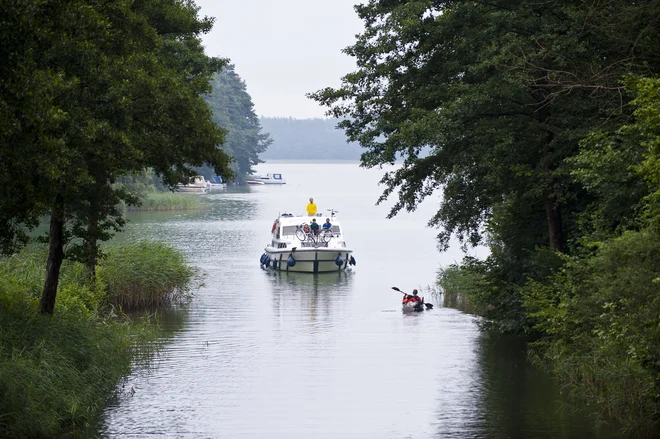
[99,240,201,310]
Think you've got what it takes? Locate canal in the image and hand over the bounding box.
[96,162,613,438]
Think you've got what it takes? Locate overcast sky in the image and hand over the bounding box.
[194,0,364,119]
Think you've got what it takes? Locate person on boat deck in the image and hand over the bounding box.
[322,218,332,231]
[306,198,317,216]
[310,218,320,235]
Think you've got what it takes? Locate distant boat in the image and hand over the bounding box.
[177,176,209,193]
[208,176,227,190]
[252,173,286,184]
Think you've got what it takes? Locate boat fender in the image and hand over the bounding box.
[287,255,296,267]
[260,254,267,265]
[272,259,278,270]
[265,256,271,268]
[349,255,356,266]
[335,254,344,267]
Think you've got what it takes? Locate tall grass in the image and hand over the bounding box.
[0,240,198,437]
[125,192,205,211]
[436,263,485,315]
[99,240,202,310]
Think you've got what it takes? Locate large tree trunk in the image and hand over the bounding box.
[543,188,564,252]
[40,193,65,315]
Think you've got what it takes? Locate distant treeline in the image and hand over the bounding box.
[259,117,362,160]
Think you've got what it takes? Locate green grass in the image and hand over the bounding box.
[125,192,205,211]
[0,241,199,437]
[99,240,202,311]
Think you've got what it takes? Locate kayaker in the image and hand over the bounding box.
[306,197,317,216]
[310,218,320,235]
[405,289,421,302]
[322,218,332,231]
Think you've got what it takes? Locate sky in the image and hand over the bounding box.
[194,0,365,119]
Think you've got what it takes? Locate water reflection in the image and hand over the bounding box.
[468,332,614,439]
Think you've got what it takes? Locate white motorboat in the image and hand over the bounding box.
[177,176,209,193]
[208,176,227,190]
[260,210,355,273]
[246,177,265,185]
[252,173,286,184]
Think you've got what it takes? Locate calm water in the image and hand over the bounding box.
[96,162,613,439]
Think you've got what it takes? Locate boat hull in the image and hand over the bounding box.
[402,300,425,312]
[263,248,353,273]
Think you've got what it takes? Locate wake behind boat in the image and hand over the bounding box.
[260,210,355,273]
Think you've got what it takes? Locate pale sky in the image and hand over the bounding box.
[194,0,365,119]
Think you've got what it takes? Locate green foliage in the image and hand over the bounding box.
[99,240,201,310]
[259,117,362,161]
[0,0,235,313]
[0,249,153,438]
[436,262,484,314]
[124,192,205,211]
[523,230,660,432]
[0,240,197,436]
[203,65,272,179]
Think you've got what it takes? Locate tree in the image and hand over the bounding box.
[0,0,233,314]
[309,0,660,333]
[203,65,272,179]
[311,0,660,251]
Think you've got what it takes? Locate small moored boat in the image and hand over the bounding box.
[259,210,355,273]
[208,176,227,190]
[177,176,209,193]
[253,173,286,184]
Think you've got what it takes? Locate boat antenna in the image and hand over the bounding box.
[327,208,338,218]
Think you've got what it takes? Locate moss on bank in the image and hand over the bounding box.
[0,241,198,437]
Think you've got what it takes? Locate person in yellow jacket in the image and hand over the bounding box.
[306,197,317,216]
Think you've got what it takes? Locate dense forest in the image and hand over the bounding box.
[311,0,660,434]
[259,117,361,160]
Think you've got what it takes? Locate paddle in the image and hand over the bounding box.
[391,287,434,309]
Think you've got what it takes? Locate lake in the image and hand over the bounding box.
[95,162,614,438]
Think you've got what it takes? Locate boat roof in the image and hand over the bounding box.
[275,213,339,226]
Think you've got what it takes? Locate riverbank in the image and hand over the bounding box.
[437,229,660,436]
[0,241,199,438]
[125,192,207,211]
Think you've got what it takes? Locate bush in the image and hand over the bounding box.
[0,240,197,437]
[125,192,205,211]
[99,240,201,310]
[524,229,660,434]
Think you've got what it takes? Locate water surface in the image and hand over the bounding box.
[96,162,613,438]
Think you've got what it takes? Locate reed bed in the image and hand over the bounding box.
[125,192,204,211]
[99,240,201,310]
[0,241,196,437]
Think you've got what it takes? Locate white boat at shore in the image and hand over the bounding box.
[177,176,209,193]
[208,176,227,190]
[260,210,355,273]
[252,173,286,184]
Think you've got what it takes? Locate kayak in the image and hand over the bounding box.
[402,297,425,312]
